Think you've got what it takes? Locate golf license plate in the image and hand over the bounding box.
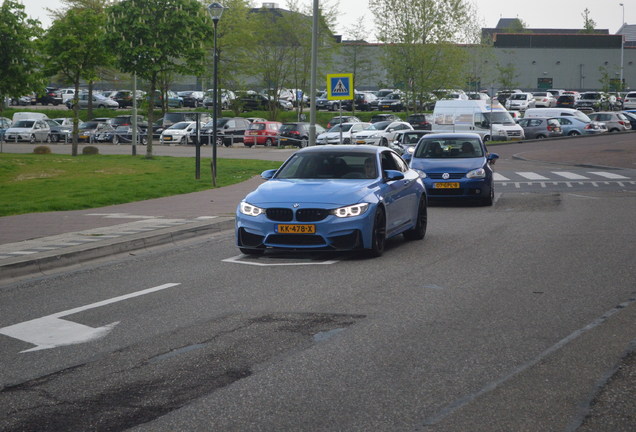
[434,182,460,189]
[278,224,315,234]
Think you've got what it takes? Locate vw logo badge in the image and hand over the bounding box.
[293,203,300,208]
[442,173,450,180]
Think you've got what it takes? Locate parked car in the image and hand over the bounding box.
[203,89,236,109]
[352,91,378,111]
[409,133,499,205]
[587,112,632,132]
[111,90,140,108]
[622,92,636,110]
[389,130,433,158]
[177,91,204,108]
[370,113,401,123]
[575,92,608,112]
[75,120,111,142]
[160,121,204,145]
[43,119,72,143]
[327,115,361,129]
[277,122,325,147]
[466,92,490,101]
[495,89,522,105]
[116,126,148,145]
[196,117,251,147]
[516,117,563,139]
[505,92,536,111]
[162,112,210,129]
[406,113,432,130]
[66,93,119,109]
[94,124,118,143]
[243,121,282,147]
[552,116,607,136]
[110,114,148,129]
[35,87,62,105]
[235,145,427,256]
[314,92,341,111]
[0,117,12,142]
[353,121,413,146]
[532,92,557,108]
[57,88,77,104]
[377,93,404,112]
[316,122,371,145]
[556,94,577,108]
[620,111,636,130]
[239,93,291,111]
[10,95,32,106]
[4,119,51,143]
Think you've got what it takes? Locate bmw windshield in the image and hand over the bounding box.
[275,152,378,179]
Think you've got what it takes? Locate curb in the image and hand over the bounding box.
[0,217,235,283]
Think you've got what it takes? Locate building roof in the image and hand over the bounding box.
[618,24,636,47]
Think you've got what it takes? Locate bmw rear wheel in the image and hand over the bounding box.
[367,207,386,257]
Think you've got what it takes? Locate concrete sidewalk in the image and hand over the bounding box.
[0,175,265,282]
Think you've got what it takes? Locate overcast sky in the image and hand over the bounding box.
[24,0,634,36]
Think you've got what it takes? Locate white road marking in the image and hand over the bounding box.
[493,173,509,181]
[516,172,550,180]
[552,171,589,180]
[0,283,180,353]
[588,171,629,179]
[223,255,339,266]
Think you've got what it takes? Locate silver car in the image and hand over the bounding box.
[4,119,51,143]
[66,93,119,109]
[587,112,632,133]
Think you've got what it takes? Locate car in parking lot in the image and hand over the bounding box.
[314,92,341,111]
[243,121,282,147]
[575,92,608,112]
[516,117,563,139]
[553,116,607,136]
[44,119,72,143]
[4,119,51,143]
[556,94,577,108]
[196,117,251,146]
[532,92,557,108]
[406,113,432,130]
[160,121,204,145]
[353,121,413,146]
[0,117,11,142]
[66,93,119,109]
[408,133,499,205]
[377,93,404,111]
[277,122,325,147]
[316,122,371,145]
[327,115,361,129]
[505,92,536,111]
[389,130,433,159]
[371,113,401,123]
[235,145,427,256]
[75,120,112,142]
[623,92,636,110]
[587,112,632,132]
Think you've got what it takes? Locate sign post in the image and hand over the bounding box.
[327,73,354,144]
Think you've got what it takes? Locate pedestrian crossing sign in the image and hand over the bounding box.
[327,73,354,100]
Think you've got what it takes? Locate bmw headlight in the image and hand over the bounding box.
[239,201,265,217]
[331,203,369,218]
[466,168,486,178]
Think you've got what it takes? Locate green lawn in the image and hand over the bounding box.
[0,153,281,217]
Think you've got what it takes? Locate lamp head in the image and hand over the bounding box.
[208,2,224,23]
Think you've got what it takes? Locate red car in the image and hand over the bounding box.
[243,121,282,147]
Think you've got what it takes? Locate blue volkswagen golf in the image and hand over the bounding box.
[236,145,427,257]
[408,133,499,206]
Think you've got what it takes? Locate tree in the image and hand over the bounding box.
[581,8,597,34]
[106,0,210,159]
[0,0,44,112]
[41,7,111,156]
[369,0,478,112]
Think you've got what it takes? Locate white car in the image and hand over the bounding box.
[353,121,413,146]
[4,119,51,143]
[532,92,556,108]
[505,92,536,111]
[622,91,636,110]
[160,121,204,145]
[316,122,371,145]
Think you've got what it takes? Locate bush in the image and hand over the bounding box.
[33,146,51,154]
[82,146,99,155]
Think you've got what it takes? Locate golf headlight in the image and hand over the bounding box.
[331,203,369,218]
[239,201,265,217]
[466,168,486,178]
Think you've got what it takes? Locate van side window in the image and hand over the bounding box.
[474,112,485,127]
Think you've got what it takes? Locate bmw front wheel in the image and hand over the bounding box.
[367,207,386,257]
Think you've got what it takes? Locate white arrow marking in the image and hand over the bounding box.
[0,283,180,353]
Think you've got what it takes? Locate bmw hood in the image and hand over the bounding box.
[244,179,377,207]
[411,157,485,173]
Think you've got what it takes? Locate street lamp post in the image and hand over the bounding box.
[620,3,625,91]
[208,2,224,187]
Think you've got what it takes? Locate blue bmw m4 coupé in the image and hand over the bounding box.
[236,145,427,257]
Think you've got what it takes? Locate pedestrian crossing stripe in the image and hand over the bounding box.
[493,171,631,182]
[326,73,354,100]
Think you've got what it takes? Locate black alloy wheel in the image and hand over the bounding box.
[368,207,386,257]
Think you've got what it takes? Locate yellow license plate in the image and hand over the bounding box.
[278,224,315,234]
[356,140,366,144]
[164,136,172,140]
[434,182,460,189]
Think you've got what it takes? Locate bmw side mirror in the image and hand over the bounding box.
[383,170,405,181]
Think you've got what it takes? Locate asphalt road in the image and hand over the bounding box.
[0,134,635,431]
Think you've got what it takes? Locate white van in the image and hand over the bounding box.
[432,100,524,141]
[524,108,591,123]
[12,112,49,122]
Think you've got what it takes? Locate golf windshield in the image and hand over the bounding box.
[414,138,484,159]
